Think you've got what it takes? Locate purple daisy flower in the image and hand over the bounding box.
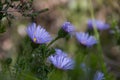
[87,19,109,30]
[26,23,52,44]
[62,22,75,34]
[48,49,74,70]
[94,71,104,80]
[76,32,97,47]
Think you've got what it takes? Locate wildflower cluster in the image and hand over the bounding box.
[24,19,110,80]
[0,1,118,80]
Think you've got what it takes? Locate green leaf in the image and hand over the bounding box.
[48,69,68,80]
[0,23,6,33]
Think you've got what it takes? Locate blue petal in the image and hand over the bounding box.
[94,71,104,80]
[48,49,74,70]
[62,22,75,33]
[76,32,97,47]
[26,23,36,40]
[87,19,110,30]
[26,23,52,44]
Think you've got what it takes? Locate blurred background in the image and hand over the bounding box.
[0,0,120,79]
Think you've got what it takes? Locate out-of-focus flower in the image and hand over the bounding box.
[62,22,75,34]
[109,26,120,34]
[87,19,109,30]
[94,71,104,80]
[26,23,52,44]
[48,49,74,70]
[80,63,90,73]
[76,32,97,47]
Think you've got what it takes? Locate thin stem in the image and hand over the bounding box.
[21,72,40,80]
[47,36,60,47]
[0,10,20,13]
[8,67,12,79]
[89,0,107,74]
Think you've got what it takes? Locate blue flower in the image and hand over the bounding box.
[48,49,74,70]
[87,19,110,30]
[76,32,97,47]
[80,63,90,73]
[62,22,75,34]
[26,23,52,44]
[94,71,104,80]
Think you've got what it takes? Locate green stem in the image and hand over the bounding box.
[89,0,107,74]
[21,72,40,80]
[47,36,60,47]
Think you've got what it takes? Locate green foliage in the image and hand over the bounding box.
[0,23,6,33]
[13,37,55,80]
[0,0,119,80]
[48,69,69,80]
[0,0,48,33]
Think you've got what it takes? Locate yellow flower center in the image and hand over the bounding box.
[33,38,37,42]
